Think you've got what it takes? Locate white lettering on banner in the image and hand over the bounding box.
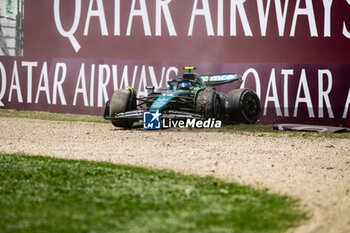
[343,88,350,118]
[148,66,160,89]
[138,66,148,97]
[35,62,51,104]
[53,63,67,105]
[275,0,290,36]
[158,67,167,87]
[343,21,350,38]
[0,62,6,106]
[73,63,89,106]
[230,0,252,36]
[22,61,38,104]
[52,0,350,53]
[112,65,118,91]
[97,64,110,107]
[322,0,333,37]
[188,0,214,36]
[293,69,315,118]
[165,67,178,85]
[257,0,272,37]
[343,0,350,39]
[156,0,177,36]
[90,64,96,107]
[84,0,108,36]
[137,66,147,96]
[217,0,223,36]
[8,61,23,103]
[318,69,333,118]
[290,0,318,37]
[120,65,130,89]
[264,69,282,116]
[241,68,261,98]
[114,0,120,36]
[281,69,293,117]
[131,66,139,88]
[1,59,349,126]
[127,0,151,36]
[54,0,81,52]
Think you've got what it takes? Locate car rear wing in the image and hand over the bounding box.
[200,73,242,86]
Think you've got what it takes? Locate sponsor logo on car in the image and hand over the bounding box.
[201,74,238,82]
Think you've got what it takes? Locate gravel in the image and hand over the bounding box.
[0,117,349,233]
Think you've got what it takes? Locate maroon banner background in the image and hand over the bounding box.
[2,1,350,127]
[0,57,349,127]
[23,0,350,63]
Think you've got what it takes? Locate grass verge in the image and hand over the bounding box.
[0,109,106,124]
[0,153,307,233]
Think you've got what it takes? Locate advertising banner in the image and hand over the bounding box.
[0,57,349,127]
[1,0,349,126]
[22,0,350,63]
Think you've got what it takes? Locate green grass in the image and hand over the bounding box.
[0,109,106,123]
[0,154,307,233]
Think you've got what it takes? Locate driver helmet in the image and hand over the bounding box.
[179,82,192,90]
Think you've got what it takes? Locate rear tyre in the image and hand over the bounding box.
[110,88,136,128]
[227,88,260,124]
[195,88,221,119]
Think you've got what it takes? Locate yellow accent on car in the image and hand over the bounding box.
[128,86,134,94]
[128,86,134,100]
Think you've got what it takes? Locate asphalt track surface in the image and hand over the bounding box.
[0,118,349,233]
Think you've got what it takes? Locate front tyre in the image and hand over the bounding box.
[195,88,221,120]
[103,100,110,119]
[110,88,136,128]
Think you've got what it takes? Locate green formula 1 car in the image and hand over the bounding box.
[103,67,261,128]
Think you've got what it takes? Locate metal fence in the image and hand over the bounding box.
[0,0,23,56]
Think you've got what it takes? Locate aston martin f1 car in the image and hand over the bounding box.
[103,67,261,128]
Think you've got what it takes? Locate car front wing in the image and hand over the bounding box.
[104,109,202,121]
